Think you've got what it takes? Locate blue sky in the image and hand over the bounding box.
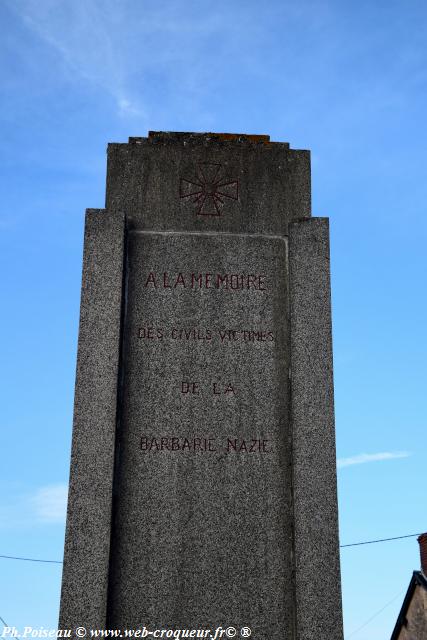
[1,1,426,638]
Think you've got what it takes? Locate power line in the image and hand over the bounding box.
[0,615,9,628]
[346,589,405,639]
[0,531,424,564]
[0,554,62,564]
[340,532,423,548]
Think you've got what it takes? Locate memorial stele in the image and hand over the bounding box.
[59,131,344,640]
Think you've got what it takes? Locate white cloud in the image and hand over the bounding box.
[5,0,273,125]
[32,483,68,523]
[337,451,410,469]
[8,0,145,119]
[0,483,69,530]
[118,97,145,118]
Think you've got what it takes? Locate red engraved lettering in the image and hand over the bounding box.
[249,439,259,452]
[230,274,239,290]
[163,273,172,288]
[181,381,200,394]
[160,437,170,451]
[145,272,157,288]
[216,274,229,289]
[191,273,203,288]
[150,438,160,451]
[247,275,257,289]
[174,273,186,288]
[226,438,238,452]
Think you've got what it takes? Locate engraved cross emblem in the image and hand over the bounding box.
[179,163,239,217]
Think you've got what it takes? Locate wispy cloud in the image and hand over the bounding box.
[8,0,145,119]
[6,0,424,140]
[32,483,68,523]
[337,451,411,469]
[0,482,69,530]
[5,0,274,126]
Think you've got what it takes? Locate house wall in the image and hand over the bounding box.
[397,584,427,640]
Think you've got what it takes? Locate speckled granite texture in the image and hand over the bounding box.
[106,131,310,235]
[59,210,125,629]
[59,133,343,640]
[289,218,343,640]
[107,231,292,637]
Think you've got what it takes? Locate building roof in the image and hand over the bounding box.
[390,570,427,639]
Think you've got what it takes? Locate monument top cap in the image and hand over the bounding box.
[127,131,291,148]
[148,130,270,142]
[106,130,309,234]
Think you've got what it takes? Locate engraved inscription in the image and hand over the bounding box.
[181,381,236,396]
[139,436,269,453]
[144,271,266,290]
[138,326,275,343]
[110,183,292,634]
[179,163,238,217]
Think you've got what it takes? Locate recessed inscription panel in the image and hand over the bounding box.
[108,232,292,638]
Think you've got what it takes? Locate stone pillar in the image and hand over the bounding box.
[59,133,343,640]
[289,218,343,640]
[59,210,125,629]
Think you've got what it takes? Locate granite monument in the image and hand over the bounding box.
[59,132,343,640]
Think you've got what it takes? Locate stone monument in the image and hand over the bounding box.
[59,132,344,640]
